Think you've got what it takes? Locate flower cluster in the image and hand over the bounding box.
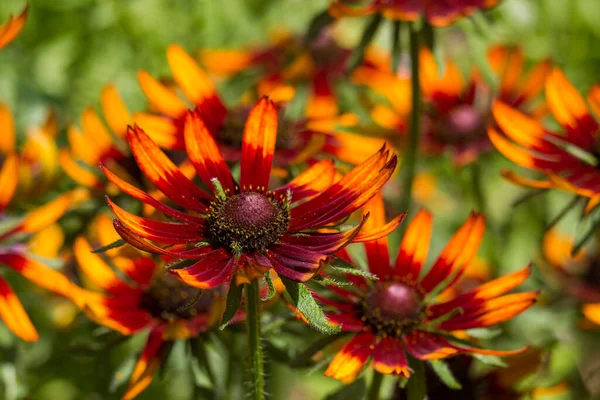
[4,1,599,399]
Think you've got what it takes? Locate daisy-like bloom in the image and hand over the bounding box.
[328,0,501,27]
[68,215,238,400]
[104,97,398,287]
[0,4,27,50]
[322,196,537,382]
[489,69,600,213]
[355,47,549,166]
[200,37,387,165]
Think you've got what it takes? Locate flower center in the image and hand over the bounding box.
[206,192,290,254]
[139,272,214,321]
[438,105,486,144]
[359,282,425,337]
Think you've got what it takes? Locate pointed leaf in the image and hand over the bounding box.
[91,239,126,253]
[219,278,243,329]
[281,277,341,335]
[428,360,462,390]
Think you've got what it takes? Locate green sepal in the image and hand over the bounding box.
[261,272,276,301]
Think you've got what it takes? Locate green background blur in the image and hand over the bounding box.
[1,0,600,399]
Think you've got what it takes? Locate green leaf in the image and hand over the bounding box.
[313,274,353,288]
[428,360,462,390]
[346,13,383,73]
[281,278,341,335]
[458,19,498,89]
[573,202,600,255]
[261,272,276,301]
[422,307,463,328]
[325,378,367,400]
[219,278,244,329]
[472,353,507,368]
[289,332,348,368]
[328,257,379,281]
[465,328,502,339]
[91,239,126,254]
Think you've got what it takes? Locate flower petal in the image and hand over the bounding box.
[0,277,38,341]
[0,5,27,50]
[170,249,234,289]
[291,144,397,231]
[272,159,337,202]
[394,209,433,283]
[123,328,168,400]
[137,71,188,119]
[403,331,459,360]
[324,332,376,383]
[126,125,211,212]
[240,97,278,191]
[184,110,235,192]
[373,337,411,377]
[360,194,393,278]
[0,104,16,154]
[0,153,18,213]
[266,244,325,282]
[419,212,485,293]
[100,84,131,138]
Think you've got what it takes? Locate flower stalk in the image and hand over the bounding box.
[245,279,265,400]
[399,22,422,218]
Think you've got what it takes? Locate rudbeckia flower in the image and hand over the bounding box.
[0,4,27,50]
[328,0,501,26]
[0,153,84,341]
[147,41,385,165]
[322,196,537,382]
[489,68,600,213]
[67,214,240,400]
[355,47,549,166]
[104,97,398,288]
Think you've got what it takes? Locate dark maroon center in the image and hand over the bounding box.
[139,272,213,321]
[360,282,425,337]
[206,192,290,254]
[224,192,277,227]
[438,105,486,144]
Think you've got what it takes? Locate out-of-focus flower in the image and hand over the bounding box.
[355,47,550,166]
[201,35,386,165]
[542,230,600,322]
[0,163,85,341]
[103,97,398,288]
[322,196,536,382]
[489,69,600,213]
[67,214,237,400]
[0,4,27,50]
[328,0,501,27]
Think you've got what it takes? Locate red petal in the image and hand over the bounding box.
[0,277,38,341]
[373,337,411,377]
[123,328,168,400]
[240,97,278,191]
[324,333,375,383]
[170,249,234,289]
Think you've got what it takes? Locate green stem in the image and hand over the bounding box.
[399,23,421,218]
[406,358,426,400]
[245,280,264,400]
[367,370,384,400]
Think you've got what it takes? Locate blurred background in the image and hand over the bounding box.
[1,0,599,398]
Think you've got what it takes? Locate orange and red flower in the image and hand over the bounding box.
[355,47,549,165]
[322,196,537,382]
[104,97,398,289]
[489,68,600,213]
[328,0,501,26]
[0,4,27,50]
[67,214,236,400]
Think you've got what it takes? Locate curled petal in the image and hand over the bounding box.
[272,159,337,202]
[170,249,234,289]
